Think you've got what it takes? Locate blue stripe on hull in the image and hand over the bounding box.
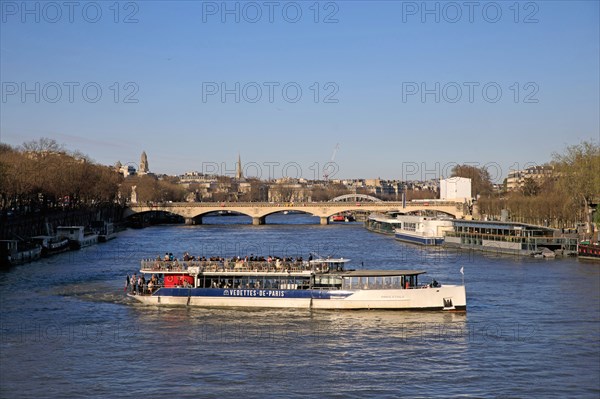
[394,233,444,246]
[155,288,348,299]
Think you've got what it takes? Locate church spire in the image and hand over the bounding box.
[140,151,149,174]
[236,154,243,180]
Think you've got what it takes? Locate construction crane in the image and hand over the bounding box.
[323,143,340,181]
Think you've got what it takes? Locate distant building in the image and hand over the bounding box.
[506,165,554,191]
[119,164,137,177]
[440,177,471,201]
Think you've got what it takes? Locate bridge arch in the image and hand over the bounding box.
[330,194,383,202]
[125,200,465,226]
[259,209,320,223]
[123,209,186,226]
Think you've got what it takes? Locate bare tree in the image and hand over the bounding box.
[20,137,64,153]
[451,164,493,197]
[553,141,600,235]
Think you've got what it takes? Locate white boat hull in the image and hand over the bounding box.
[129,285,466,311]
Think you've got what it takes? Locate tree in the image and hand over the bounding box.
[553,141,600,235]
[310,186,330,201]
[451,164,493,198]
[271,184,295,202]
[0,139,124,214]
[522,177,540,196]
[20,137,64,153]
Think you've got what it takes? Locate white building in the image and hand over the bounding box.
[120,165,137,177]
[440,177,472,201]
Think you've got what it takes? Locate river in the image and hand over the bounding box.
[1,214,599,398]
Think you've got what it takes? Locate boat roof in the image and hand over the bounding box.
[453,220,556,232]
[368,214,401,223]
[309,258,350,264]
[337,270,426,277]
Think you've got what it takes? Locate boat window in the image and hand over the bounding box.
[314,275,342,288]
[342,276,360,289]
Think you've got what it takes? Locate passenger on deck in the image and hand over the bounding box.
[140,275,146,294]
[132,273,137,294]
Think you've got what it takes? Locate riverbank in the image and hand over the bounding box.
[0,206,125,240]
[0,206,126,268]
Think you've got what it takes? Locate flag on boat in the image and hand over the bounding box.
[460,266,464,275]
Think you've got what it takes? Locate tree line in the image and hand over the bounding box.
[453,141,599,231]
[0,139,123,215]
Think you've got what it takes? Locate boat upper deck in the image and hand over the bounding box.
[338,270,426,277]
[141,258,348,275]
[139,259,425,278]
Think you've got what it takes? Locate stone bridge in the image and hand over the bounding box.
[125,201,467,225]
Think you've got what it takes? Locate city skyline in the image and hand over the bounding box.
[113,150,546,185]
[1,1,599,180]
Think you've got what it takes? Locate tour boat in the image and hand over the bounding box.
[127,258,466,311]
[393,215,454,246]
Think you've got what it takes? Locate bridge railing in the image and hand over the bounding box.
[130,201,465,209]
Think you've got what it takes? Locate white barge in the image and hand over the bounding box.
[56,226,98,250]
[394,215,454,246]
[128,258,466,311]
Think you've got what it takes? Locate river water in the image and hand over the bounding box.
[1,215,599,398]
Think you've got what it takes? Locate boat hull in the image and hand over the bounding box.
[98,233,117,243]
[69,234,98,250]
[128,285,466,311]
[394,232,444,246]
[3,246,42,266]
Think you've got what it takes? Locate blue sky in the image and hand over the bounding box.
[1,0,599,181]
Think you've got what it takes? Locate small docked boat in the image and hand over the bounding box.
[56,226,98,250]
[0,240,42,267]
[365,213,402,234]
[578,241,600,261]
[91,221,117,242]
[330,213,355,223]
[31,235,71,257]
[127,257,466,311]
[530,248,557,259]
